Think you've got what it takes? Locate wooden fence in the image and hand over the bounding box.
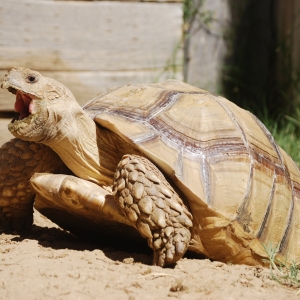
[1,0,300,145]
[0,0,183,144]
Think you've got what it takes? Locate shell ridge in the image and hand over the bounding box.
[148,116,208,156]
[280,157,300,256]
[146,114,208,187]
[277,164,295,253]
[279,189,294,252]
[86,90,181,123]
[212,96,253,217]
[82,85,124,110]
[176,145,184,179]
[251,115,286,168]
[257,173,277,238]
[145,92,180,121]
[200,154,210,205]
[131,130,158,145]
[95,109,146,123]
[251,114,295,253]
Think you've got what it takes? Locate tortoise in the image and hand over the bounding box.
[0,67,300,267]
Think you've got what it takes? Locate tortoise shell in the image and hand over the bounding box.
[83,80,300,265]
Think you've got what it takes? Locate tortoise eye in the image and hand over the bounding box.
[26,75,38,83]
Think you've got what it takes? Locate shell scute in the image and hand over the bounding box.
[85,80,300,264]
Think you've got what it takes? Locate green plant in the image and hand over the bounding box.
[262,117,300,166]
[263,243,300,288]
[183,0,218,80]
[161,39,184,80]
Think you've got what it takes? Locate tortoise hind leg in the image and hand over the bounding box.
[0,138,67,232]
[113,154,193,267]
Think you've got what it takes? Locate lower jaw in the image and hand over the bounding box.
[8,114,36,139]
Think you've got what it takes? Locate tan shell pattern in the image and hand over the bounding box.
[84,80,300,264]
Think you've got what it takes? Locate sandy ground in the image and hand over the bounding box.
[0,210,298,300]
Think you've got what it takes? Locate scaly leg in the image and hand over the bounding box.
[0,138,67,232]
[113,154,193,267]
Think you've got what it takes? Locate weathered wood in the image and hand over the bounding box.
[0,70,182,109]
[185,0,230,92]
[64,0,183,2]
[0,0,183,110]
[0,0,182,72]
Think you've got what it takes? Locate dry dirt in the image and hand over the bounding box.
[0,210,299,300]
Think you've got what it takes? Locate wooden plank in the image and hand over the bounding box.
[0,0,183,72]
[63,0,184,3]
[185,0,230,92]
[0,69,182,110]
[0,119,14,146]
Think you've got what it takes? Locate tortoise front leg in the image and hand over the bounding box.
[30,173,140,240]
[0,138,67,232]
[113,155,193,267]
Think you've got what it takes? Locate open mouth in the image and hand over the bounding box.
[8,87,34,122]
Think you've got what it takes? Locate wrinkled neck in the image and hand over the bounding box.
[44,111,111,185]
[42,109,141,187]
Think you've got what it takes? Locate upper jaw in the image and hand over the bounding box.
[2,82,40,123]
[1,71,25,91]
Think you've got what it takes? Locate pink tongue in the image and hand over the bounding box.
[14,92,32,119]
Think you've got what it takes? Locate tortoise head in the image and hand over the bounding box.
[1,67,82,143]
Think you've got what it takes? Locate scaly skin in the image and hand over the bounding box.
[0,138,68,232]
[113,155,193,266]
